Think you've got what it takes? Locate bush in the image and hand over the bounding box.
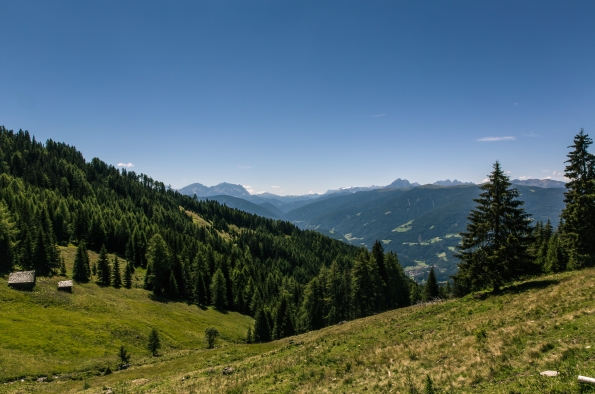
[205,326,219,349]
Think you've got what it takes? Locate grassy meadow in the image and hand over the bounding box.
[2,253,595,393]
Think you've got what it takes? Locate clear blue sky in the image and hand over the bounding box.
[1,1,594,195]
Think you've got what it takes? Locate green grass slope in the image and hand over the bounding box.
[3,268,595,393]
[0,246,253,384]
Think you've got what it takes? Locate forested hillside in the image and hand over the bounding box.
[0,126,414,343]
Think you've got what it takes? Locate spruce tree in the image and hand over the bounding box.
[72,241,91,283]
[560,129,595,269]
[112,255,122,288]
[96,245,111,286]
[0,201,17,273]
[423,267,439,301]
[272,296,294,340]
[253,307,271,343]
[300,277,325,332]
[147,328,161,356]
[145,234,171,294]
[454,161,533,293]
[124,260,133,289]
[210,268,227,309]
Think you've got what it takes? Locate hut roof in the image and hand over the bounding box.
[58,280,73,288]
[8,271,36,284]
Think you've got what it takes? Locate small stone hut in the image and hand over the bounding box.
[58,280,73,293]
[7,271,36,290]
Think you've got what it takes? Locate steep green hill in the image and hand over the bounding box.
[4,267,594,393]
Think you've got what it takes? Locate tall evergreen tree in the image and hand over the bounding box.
[560,129,595,269]
[385,252,410,308]
[96,244,111,286]
[0,202,17,273]
[147,328,161,356]
[253,307,271,343]
[272,296,295,340]
[72,241,91,283]
[454,161,533,293]
[210,268,228,309]
[112,255,122,288]
[423,267,440,301]
[124,260,133,289]
[300,276,325,332]
[145,234,171,294]
[351,249,381,318]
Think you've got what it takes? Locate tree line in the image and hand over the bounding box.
[453,130,595,294]
[0,126,416,342]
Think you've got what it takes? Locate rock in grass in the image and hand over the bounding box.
[540,371,559,377]
[222,367,234,375]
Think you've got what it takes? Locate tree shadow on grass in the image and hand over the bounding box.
[148,293,171,304]
[502,279,560,295]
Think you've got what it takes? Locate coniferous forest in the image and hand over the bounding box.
[1,126,594,344]
[0,126,414,342]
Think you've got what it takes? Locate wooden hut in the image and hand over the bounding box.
[7,271,36,290]
[58,280,73,293]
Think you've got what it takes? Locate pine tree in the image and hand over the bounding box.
[544,232,567,273]
[124,260,133,289]
[118,345,130,367]
[423,267,439,301]
[72,241,90,283]
[560,129,595,269]
[385,252,410,308]
[59,257,67,276]
[210,268,227,309]
[454,161,533,293]
[253,307,271,343]
[300,276,325,332]
[272,296,294,340]
[0,201,17,273]
[145,234,171,294]
[96,245,111,286]
[112,256,122,288]
[147,328,161,356]
[351,249,381,318]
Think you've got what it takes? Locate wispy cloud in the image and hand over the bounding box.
[238,165,251,170]
[272,185,280,188]
[519,176,531,180]
[117,162,134,167]
[477,136,516,142]
[522,132,538,137]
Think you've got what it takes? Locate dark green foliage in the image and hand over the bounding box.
[112,256,122,289]
[351,249,381,318]
[253,307,271,343]
[204,326,219,349]
[544,232,567,273]
[59,257,67,276]
[147,328,161,356]
[272,296,295,340]
[299,277,325,332]
[124,260,133,289]
[0,201,17,273]
[0,126,419,342]
[210,268,227,309]
[560,129,595,269]
[118,345,130,366]
[96,245,111,286]
[423,267,439,301]
[72,242,90,283]
[145,234,171,294]
[454,162,534,293]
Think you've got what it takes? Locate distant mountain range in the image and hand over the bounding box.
[178,178,566,281]
[511,178,566,188]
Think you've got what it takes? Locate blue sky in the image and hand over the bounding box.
[1,1,594,195]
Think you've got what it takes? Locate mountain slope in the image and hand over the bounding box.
[198,195,282,219]
[12,268,595,393]
[286,185,566,280]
